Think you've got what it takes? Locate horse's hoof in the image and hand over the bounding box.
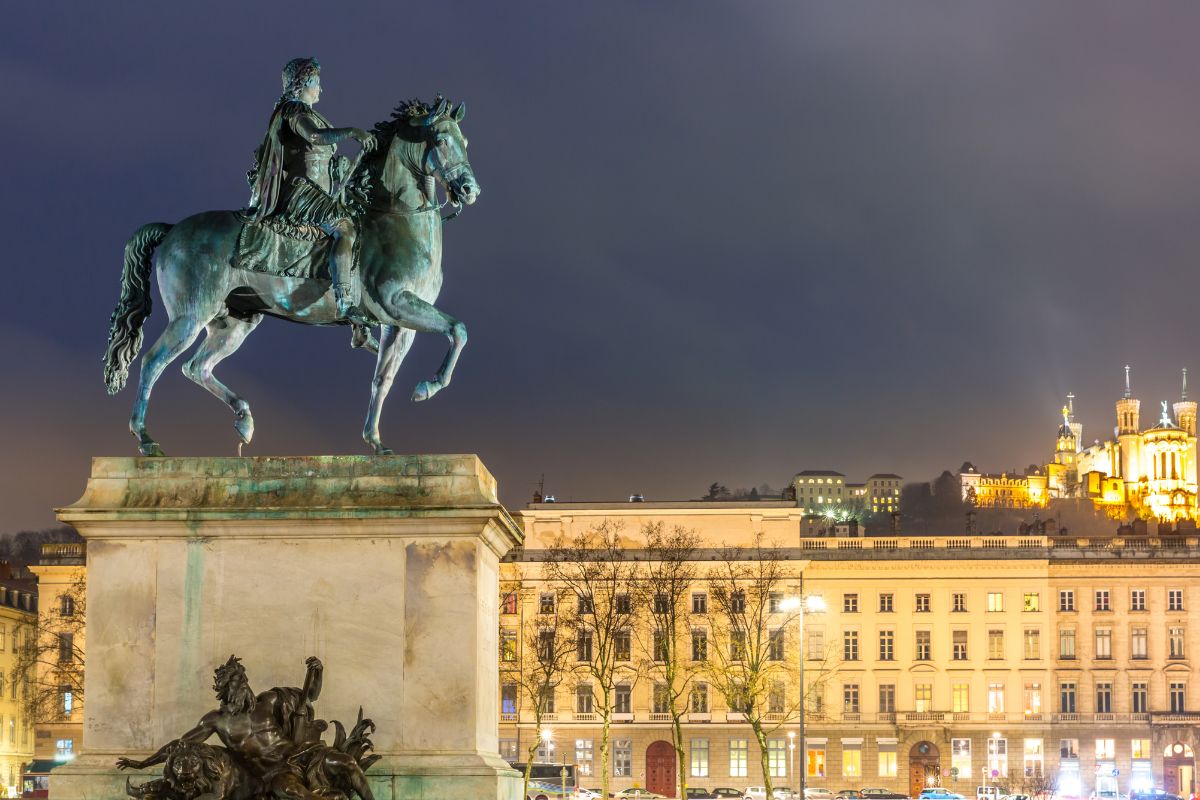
[139,441,165,457]
[412,381,438,402]
[234,411,255,444]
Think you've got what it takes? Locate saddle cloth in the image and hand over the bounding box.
[230,216,332,280]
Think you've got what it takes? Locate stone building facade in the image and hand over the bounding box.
[500,501,1200,798]
[0,576,37,797]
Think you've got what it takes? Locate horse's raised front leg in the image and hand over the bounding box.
[363,325,414,455]
[182,314,263,447]
[379,290,467,402]
[130,315,207,456]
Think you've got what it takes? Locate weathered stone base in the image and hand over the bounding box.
[51,753,521,800]
[56,455,523,800]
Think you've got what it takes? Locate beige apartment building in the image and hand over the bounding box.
[0,576,37,797]
[25,542,86,792]
[500,501,1200,799]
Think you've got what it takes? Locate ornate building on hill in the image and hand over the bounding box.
[961,368,1198,521]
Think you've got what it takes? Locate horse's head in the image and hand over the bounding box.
[409,97,479,206]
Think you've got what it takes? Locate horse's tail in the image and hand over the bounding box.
[104,222,173,394]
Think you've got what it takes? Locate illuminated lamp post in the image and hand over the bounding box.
[781,588,827,800]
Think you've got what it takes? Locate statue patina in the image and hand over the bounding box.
[117,655,380,800]
[102,58,479,456]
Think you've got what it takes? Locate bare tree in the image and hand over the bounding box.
[543,521,641,800]
[503,573,580,800]
[703,536,802,800]
[1021,767,1058,800]
[633,523,703,800]
[13,571,85,723]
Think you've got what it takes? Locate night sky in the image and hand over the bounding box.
[4,3,1200,532]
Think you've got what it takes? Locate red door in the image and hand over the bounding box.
[646,741,677,798]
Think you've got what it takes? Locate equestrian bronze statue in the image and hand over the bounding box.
[103,58,479,456]
[118,655,379,800]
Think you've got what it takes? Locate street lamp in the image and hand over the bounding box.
[781,589,826,800]
[788,732,796,789]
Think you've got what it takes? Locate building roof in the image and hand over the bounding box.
[794,470,846,477]
[868,473,903,480]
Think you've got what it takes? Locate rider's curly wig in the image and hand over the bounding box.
[281,57,321,102]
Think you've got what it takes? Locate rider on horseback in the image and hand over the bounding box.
[246,57,376,325]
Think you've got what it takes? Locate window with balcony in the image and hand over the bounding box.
[653,682,671,714]
[1170,682,1186,712]
[915,682,932,713]
[1132,682,1148,713]
[501,683,517,715]
[576,684,594,714]
[768,682,786,714]
[1095,682,1112,714]
[1024,682,1041,715]
[953,683,969,713]
[690,682,708,713]
[1059,682,1076,713]
[879,683,895,713]
[843,683,860,713]
[614,684,631,715]
[988,683,1006,713]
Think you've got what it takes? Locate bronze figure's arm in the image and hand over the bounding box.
[303,655,323,702]
[115,715,218,770]
[291,115,377,152]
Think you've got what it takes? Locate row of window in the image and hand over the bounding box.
[497,736,1141,780]
[504,588,1189,617]
[502,677,1190,717]
[502,623,1189,665]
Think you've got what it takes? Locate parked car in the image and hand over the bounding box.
[861,789,908,800]
[744,787,794,800]
[712,789,743,799]
[999,794,1031,800]
[836,792,862,800]
[919,790,965,800]
[577,790,603,800]
[687,789,716,800]
[1132,792,1183,800]
[616,791,666,800]
[805,790,836,800]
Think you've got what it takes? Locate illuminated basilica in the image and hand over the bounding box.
[961,368,1198,521]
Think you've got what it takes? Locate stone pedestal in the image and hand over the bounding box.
[54,455,522,800]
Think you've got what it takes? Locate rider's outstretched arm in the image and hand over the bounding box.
[292,116,375,151]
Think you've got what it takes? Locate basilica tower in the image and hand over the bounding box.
[1116,365,1141,481]
[1173,367,1198,487]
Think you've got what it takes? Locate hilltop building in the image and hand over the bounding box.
[961,368,1198,521]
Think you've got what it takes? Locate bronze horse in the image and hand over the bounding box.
[103,97,478,456]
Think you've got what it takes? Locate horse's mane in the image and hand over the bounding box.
[348,96,456,192]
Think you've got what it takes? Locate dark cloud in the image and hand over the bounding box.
[3,2,1199,530]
